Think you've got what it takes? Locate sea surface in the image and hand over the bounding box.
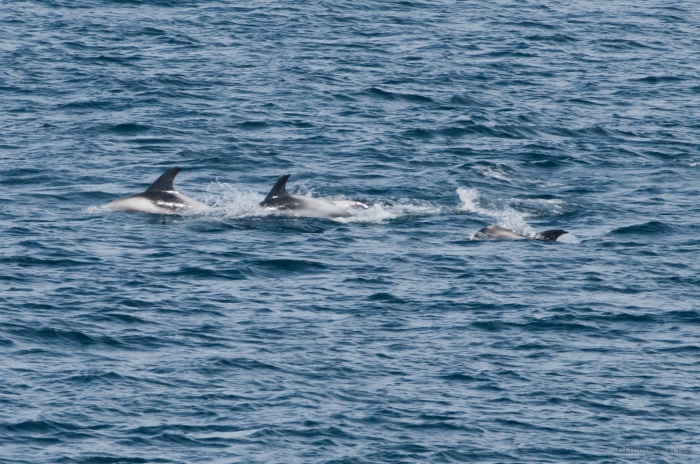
[1,1,700,463]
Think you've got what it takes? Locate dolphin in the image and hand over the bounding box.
[260,174,367,218]
[105,167,212,214]
[474,225,568,241]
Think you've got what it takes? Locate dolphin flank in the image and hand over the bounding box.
[474,225,568,241]
[260,174,366,218]
[105,167,212,214]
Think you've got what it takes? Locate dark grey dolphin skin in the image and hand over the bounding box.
[474,225,568,241]
[105,167,211,214]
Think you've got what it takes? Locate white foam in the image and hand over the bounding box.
[474,165,511,182]
[457,187,486,214]
[337,200,442,223]
[202,182,439,223]
[510,197,567,217]
[83,205,110,215]
[457,187,535,236]
[204,181,269,218]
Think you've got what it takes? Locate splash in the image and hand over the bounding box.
[457,187,535,237]
[457,187,488,215]
[510,197,567,218]
[204,181,269,218]
[337,200,442,223]
[203,182,439,223]
[83,205,110,215]
[474,165,512,182]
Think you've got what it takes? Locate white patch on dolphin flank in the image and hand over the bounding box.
[555,232,580,243]
[102,167,213,215]
[106,192,211,214]
[259,174,353,218]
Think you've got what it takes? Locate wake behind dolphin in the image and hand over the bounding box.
[260,174,367,218]
[474,225,569,241]
[105,167,212,214]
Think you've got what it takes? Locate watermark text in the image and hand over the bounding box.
[617,445,690,454]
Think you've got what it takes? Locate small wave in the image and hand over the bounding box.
[598,39,655,50]
[57,100,113,110]
[364,292,406,304]
[449,94,482,106]
[236,121,269,130]
[566,98,606,106]
[404,123,537,140]
[659,345,700,355]
[109,123,150,135]
[635,75,685,84]
[0,419,82,434]
[100,313,152,325]
[241,259,328,278]
[365,87,433,103]
[65,371,127,384]
[525,33,578,43]
[580,125,614,137]
[11,326,98,346]
[83,54,142,65]
[67,457,151,464]
[473,164,512,182]
[0,256,98,268]
[609,221,675,236]
[441,373,477,382]
[211,357,282,371]
[167,266,247,280]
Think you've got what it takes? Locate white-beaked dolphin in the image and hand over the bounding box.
[105,167,212,214]
[474,225,569,241]
[260,174,367,218]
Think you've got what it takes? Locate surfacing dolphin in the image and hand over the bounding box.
[105,167,212,214]
[260,174,367,218]
[474,225,568,241]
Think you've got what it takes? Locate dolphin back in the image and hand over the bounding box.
[475,225,569,241]
[474,225,525,240]
[537,229,568,241]
[147,167,182,192]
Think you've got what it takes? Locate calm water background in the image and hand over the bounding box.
[2,1,700,462]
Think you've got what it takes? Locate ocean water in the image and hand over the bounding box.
[1,1,699,462]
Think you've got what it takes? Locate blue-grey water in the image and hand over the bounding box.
[2,1,699,463]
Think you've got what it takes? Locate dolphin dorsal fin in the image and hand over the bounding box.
[146,167,182,192]
[264,174,291,201]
